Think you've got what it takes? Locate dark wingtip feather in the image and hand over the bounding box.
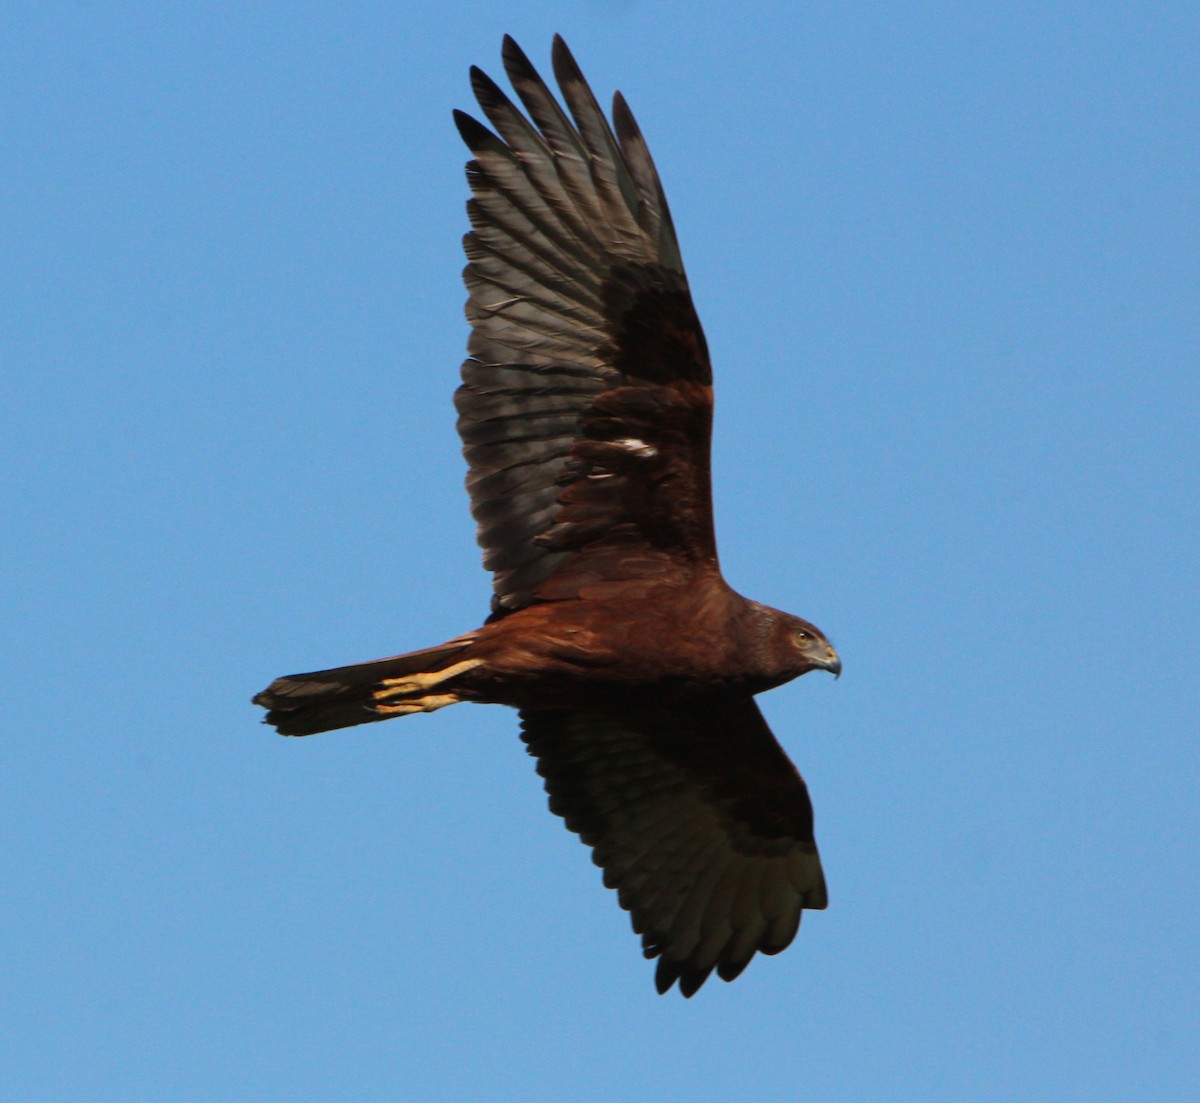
[654,957,675,995]
[716,957,752,983]
[654,956,715,998]
[549,34,580,82]
[550,32,570,61]
[468,63,504,105]
[501,33,536,77]
[678,968,712,999]
[452,108,493,149]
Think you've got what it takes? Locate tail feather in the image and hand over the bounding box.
[254,635,478,737]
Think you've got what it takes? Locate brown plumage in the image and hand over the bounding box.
[254,35,840,997]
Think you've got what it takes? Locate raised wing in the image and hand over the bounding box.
[519,697,827,996]
[455,36,717,616]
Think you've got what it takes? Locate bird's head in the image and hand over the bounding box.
[743,603,842,687]
[791,621,841,678]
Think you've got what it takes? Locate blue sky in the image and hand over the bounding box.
[4,3,1197,1100]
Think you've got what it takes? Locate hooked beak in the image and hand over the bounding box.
[815,645,842,679]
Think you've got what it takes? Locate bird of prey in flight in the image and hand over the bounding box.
[255,35,841,997]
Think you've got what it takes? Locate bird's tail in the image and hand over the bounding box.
[253,633,483,736]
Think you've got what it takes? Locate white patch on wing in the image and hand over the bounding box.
[613,437,658,458]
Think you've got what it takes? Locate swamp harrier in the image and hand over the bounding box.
[255,36,841,997]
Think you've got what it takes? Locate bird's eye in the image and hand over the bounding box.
[796,630,812,641]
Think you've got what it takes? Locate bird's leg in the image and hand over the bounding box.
[374,658,484,698]
[375,693,461,717]
[371,658,485,714]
